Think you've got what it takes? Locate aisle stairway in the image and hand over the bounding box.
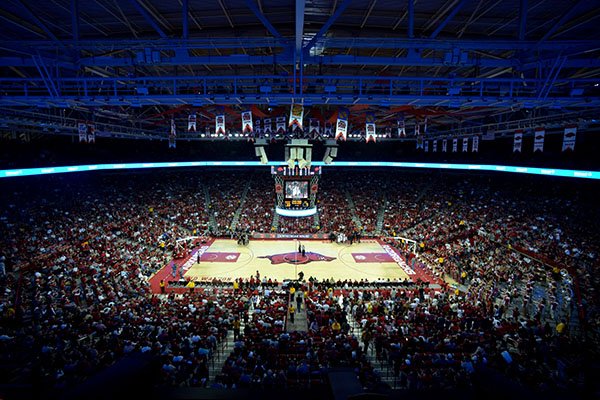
[344,190,363,229]
[208,300,254,383]
[346,312,398,388]
[271,210,280,231]
[313,209,320,230]
[229,179,252,231]
[374,194,387,235]
[202,184,217,232]
[286,291,308,332]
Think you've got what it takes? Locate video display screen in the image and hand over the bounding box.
[285,180,309,199]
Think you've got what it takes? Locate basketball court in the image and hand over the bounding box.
[184,239,413,282]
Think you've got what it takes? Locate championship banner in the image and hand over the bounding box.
[169,118,176,148]
[416,135,424,149]
[215,113,226,136]
[472,135,479,152]
[276,116,286,134]
[462,137,469,152]
[397,117,406,137]
[442,139,447,152]
[365,113,376,143]
[562,126,577,151]
[242,110,253,134]
[452,138,458,152]
[254,119,262,136]
[415,121,420,136]
[324,122,333,137]
[87,124,96,143]
[433,139,438,152]
[513,130,523,152]
[78,122,87,143]
[424,140,429,152]
[335,108,349,141]
[423,117,428,134]
[289,104,304,129]
[482,129,495,141]
[533,127,545,152]
[188,114,196,132]
[264,118,272,136]
[309,118,320,139]
[384,126,392,138]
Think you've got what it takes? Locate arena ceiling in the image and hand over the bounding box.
[0,0,599,140]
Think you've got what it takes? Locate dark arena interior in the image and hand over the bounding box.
[1,1,600,400]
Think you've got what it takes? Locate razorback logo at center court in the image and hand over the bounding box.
[259,251,336,265]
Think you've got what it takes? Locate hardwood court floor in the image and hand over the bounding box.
[185,239,411,282]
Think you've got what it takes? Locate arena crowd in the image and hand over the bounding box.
[0,169,598,398]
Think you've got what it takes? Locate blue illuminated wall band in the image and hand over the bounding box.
[0,161,599,180]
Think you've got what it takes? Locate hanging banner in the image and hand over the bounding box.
[78,122,87,143]
[397,116,406,137]
[442,139,447,152]
[254,119,263,136]
[87,124,96,143]
[215,113,226,136]
[452,138,458,152]
[423,117,428,134]
[276,116,286,135]
[433,139,438,152]
[384,126,392,138]
[415,121,420,136]
[365,113,376,143]
[188,114,197,132]
[472,135,479,152]
[264,118,272,136]
[533,127,545,152]
[324,122,333,138]
[169,118,176,148]
[424,140,429,152]
[289,104,304,129]
[242,110,253,134]
[335,108,349,141]
[416,135,424,149]
[462,137,469,152]
[513,130,523,152]
[309,118,320,139]
[562,126,577,152]
[482,129,495,141]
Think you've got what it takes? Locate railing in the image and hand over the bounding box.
[0,75,598,106]
[511,244,586,325]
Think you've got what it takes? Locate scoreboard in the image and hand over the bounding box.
[272,166,320,217]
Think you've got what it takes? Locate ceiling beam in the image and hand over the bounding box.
[71,0,79,41]
[539,0,586,42]
[303,0,353,51]
[2,37,597,53]
[518,0,527,41]
[360,0,377,29]
[407,0,414,38]
[0,11,46,38]
[2,52,598,69]
[127,0,167,38]
[429,0,466,39]
[182,0,188,39]
[13,0,62,45]
[296,0,305,56]
[218,0,234,28]
[244,0,283,40]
